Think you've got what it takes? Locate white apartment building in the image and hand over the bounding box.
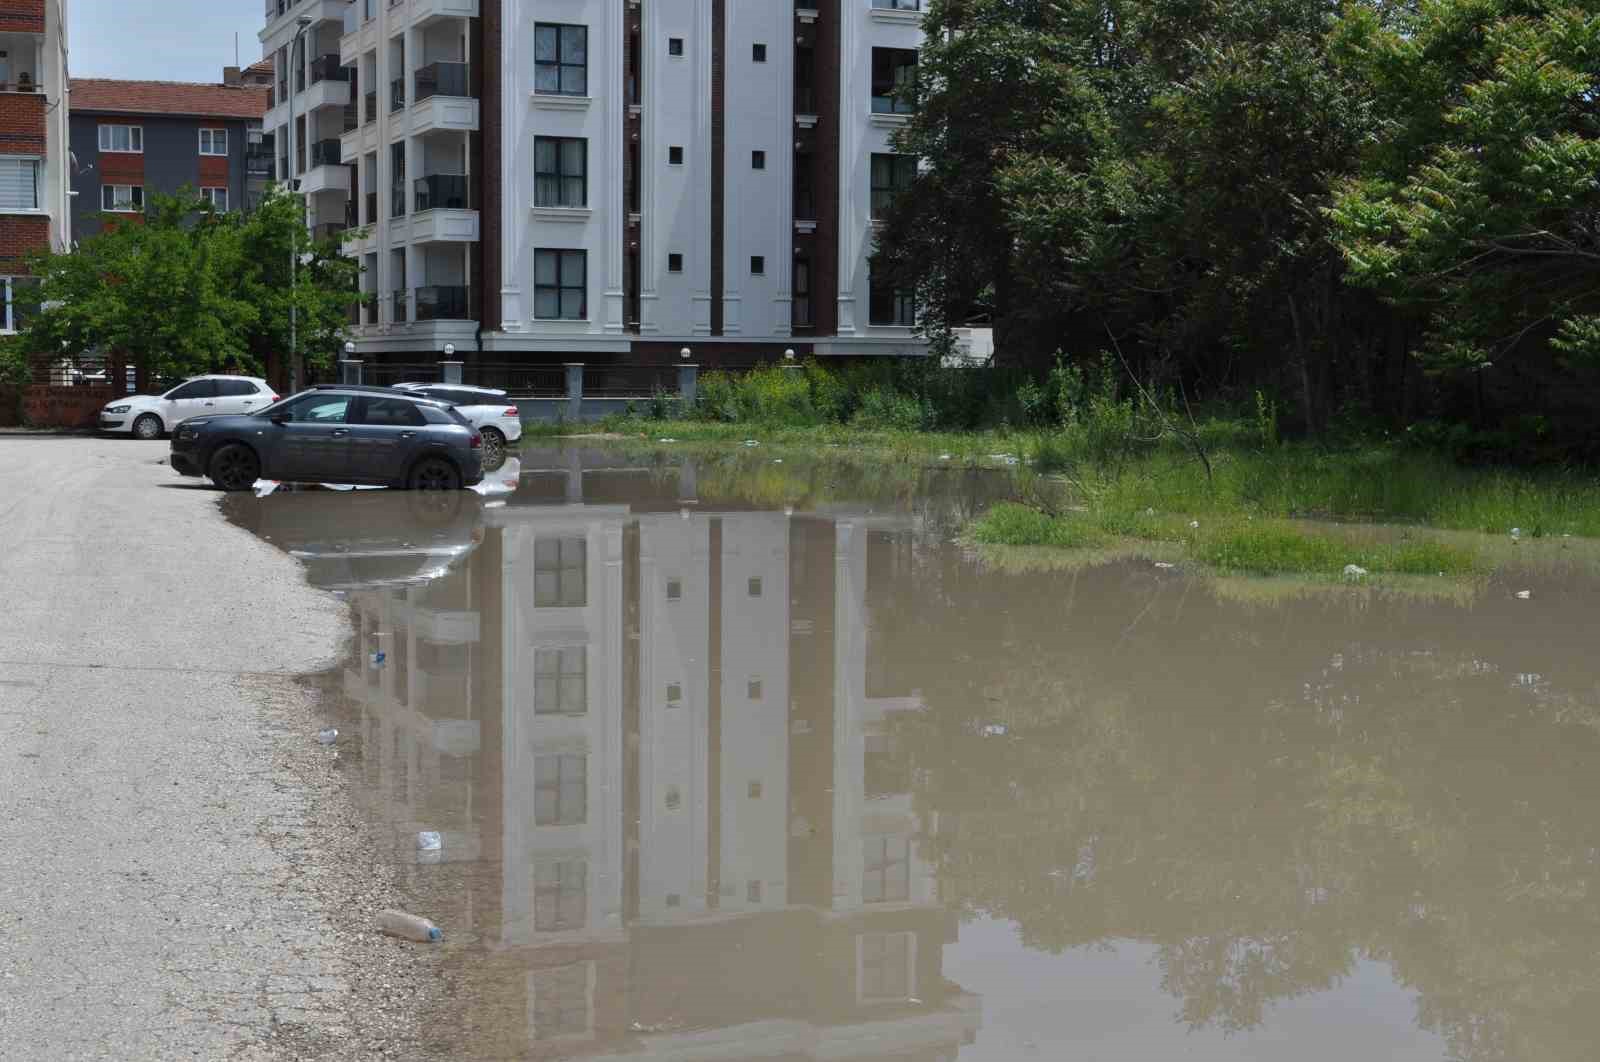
[260,0,929,370]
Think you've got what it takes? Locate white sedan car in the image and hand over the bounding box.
[98,375,278,440]
[393,383,522,459]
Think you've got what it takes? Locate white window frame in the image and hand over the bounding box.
[101,184,144,213]
[198,128,228,156]
[0,276,24,333]
[200,186,229,211]
[0,156,40,212]
[98,124,144,153]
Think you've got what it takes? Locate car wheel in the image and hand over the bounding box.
[408,455,462,491]
[132,414,163,441]
[479,426,506,465]
[208,444,261,492]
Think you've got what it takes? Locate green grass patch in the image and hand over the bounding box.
[970,503,1108,549]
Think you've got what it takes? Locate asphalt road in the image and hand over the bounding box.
[0,438,433,1059]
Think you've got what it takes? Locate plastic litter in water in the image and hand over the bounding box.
[1154,562,1176,570]
[417,831,442,852]
[370,650,386,667]
[657,438,677,443]
[939,454,952,461]
[743,440,759,447]
[1515,590,1532,600]
[1189,520,1201,529]
[1343,565,1369,581]
[981,723,1008,737]
[378,909,442,943]
[1510,527,1523,540]
[773,459,783,464]
[315,728,338,745]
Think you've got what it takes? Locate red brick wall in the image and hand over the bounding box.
[23,386,116,428]
[0,215,49,270]
[199,156,229,184]
[100,152,145,182]
[0,0,44,34]
[0,92,44,152]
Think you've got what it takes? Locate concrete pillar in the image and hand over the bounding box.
[565,448,584,504]
[678,363,698,406]
[339,359,363,385]
[440,360,463,385]
[678,459,698,502]
[565,363,585,422]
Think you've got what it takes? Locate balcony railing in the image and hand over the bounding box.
[364,299,379,325]
[415,61,471,102]
[313,222,347,242]
[342,103,358,132]
[309,139,343,168]
[413,285,471,322]
[391,185,406,218]
[393,289,409,323]
[364,90,377,124]
[245,150,275,177]
[795,85,817,116]
[310,55,349,85]
[390,78,405,113]
[414,173,472,212]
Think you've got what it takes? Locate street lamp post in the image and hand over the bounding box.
[287,16,313,394]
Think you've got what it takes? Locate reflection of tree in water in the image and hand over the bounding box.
[864,542,1600,1060]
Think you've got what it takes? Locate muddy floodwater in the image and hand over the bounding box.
[226,446,1600,1061]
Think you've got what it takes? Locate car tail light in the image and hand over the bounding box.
[469,432,482,449]
[504,407,518,417]
[268,394,280,402]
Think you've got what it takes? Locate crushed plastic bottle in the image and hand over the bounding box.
[1343,564,1369,581]
[369,650,386,668]
[1515,590,1532,600]
[417,831,442,853]
[378,909,442,943]
[315,728,338,745]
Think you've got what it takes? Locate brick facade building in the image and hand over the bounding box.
[0,0,69,327]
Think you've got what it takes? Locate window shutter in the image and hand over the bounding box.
[0,159,36,210]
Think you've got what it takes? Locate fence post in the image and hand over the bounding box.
[678,363,698,408]
[440,360,463,385]
[339,359,363,386]
[565,362,584,422]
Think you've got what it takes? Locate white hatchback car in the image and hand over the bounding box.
[99,375,278,440]
[393,383,522,459]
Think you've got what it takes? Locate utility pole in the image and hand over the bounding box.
[288,16,312,394]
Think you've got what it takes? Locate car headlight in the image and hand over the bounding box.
[105,404,131,414]
[175,425,198,440]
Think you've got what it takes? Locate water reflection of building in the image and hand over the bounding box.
[328,460,978,1059]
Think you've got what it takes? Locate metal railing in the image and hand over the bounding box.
[415,61,470,102]
[362,362,437,387]
[414,173,472,212]
[582,365,679,398]
[390,78,405,112]
[413,285,471,322]
[309,138,342,168]
[245,149,274,177]
[392,289,409,323]
[310,54,349,85]
[466,363,566,396]
[390,183,406,217]
[363,299,379,325]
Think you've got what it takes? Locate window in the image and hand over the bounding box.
[748,678,763,700]
[747,880,763,904]
[101,184,143,213]
[793,258,812,327]
[750,256,765,275]
[165,379,219,401]
[0,158,38,210]
[534,249,587,320]
[873,0,925,8]
[0,277,37,333]
[668,145,684,165]
[751,150,766,170]
[277,393,350,422]
[748,577,763,597]
[535,647,586,716]
[664,785,681,811]
[668,37,684,57]
[530,963,591,1041]
[871,153,917,219]
[752,43,767,63]
[215,379,260,397]
[98,124,144,153]
[860,932,914,1001]
[535,23,588,96]
[535,753,587,826]
[198,128,228,156]
[534,536,587,606]
[534,860,587,932]
[870,48,918,114]
[200,187,229,211]
[357,397,426,426]
[534,137,587,208]
[666,577,683,600]
[666,893,681,908]
[748,780,763,799]
[665,682,682,706]
[667,253,683,273]
[870,259,916,326]
[862,836,911,903]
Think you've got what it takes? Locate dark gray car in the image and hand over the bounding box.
[168,385,485,492]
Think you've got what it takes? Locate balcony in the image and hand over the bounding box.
[390,78,405,113]
[391,184,407,218]
[364,90,378,124]
[414,173,471,212]
[299,63,352,114]
[408,0,481,26]
[313,221,348,242]
[299,139,348,195]
[342,103,358,133]
[310,54,349,86]
[415,61,470,102]
[413,285,471,322]
[392,289,409,324]
[245,148,275,178]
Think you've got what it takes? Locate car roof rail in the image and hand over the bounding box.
[308,383,407,394]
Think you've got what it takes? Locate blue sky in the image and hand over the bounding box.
[70,1,263,83]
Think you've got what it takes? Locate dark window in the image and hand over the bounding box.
[534,860,588,932]
[748,678,763,699]
[666,578,682,600]
[535,536,587,606]
[748,577,763,596]
[535,136,587,208]
[166,379,218,400]
[871,48,918,114]
[667,253,683,273]
[871,153,917,219]
[860,932,912,1000]
[750,256,765,275]
[747,880,763,903]
[666,682,683,705]
[668,145,684,165]
[752,43,767,63]
[863,836,911,902]
[534,249,587,320]
[748,780,763,799]
[358,397,427,426]
[278,394,351,423]
[870,259,916,326]
[535,753,587,825]
[535,647,586,715]
[668,37,684,57]
[751,150,765,170]
[665,785,681,810]
[215,379,259,397]
[535,23,588,96]
[793,258,812,327]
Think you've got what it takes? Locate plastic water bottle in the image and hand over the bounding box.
[316,728,338,745]
[378,910,442,943]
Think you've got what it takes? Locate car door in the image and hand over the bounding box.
[214,378,265,415]
[266,393,353,482]
[346,396,428,483]
[162,378,219,425]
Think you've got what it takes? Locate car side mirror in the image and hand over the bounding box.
[270,412,292,425]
